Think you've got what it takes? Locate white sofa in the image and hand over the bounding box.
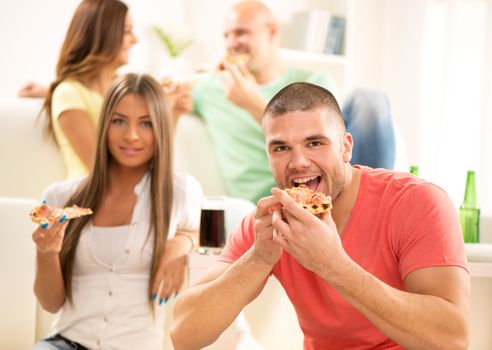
[0,98,302,350]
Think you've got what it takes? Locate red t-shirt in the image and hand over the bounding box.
[220,167,468,349]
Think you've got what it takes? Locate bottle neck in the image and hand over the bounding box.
[463,171,477,205]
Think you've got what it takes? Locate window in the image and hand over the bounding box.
[419,0,489,213]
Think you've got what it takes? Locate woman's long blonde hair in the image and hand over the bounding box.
[60,73,174,303]
[42,0,128,141]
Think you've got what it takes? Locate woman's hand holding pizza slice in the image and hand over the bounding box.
[30,203,93,227]
[30,203,93,257]
[32,218,69,257]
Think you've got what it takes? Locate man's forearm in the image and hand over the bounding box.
[171,248,273,349]
[247,98,267,124]
[323,258,469,350]
[231,93,266,124]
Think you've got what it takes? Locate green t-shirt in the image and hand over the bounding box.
[192,67,337,203]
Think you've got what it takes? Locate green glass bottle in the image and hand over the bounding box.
[459,170,480,243]
[409,165,419,176]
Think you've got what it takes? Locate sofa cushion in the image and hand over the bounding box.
[0,98,65,199]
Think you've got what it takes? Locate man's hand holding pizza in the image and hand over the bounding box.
[252,195,284,266]
[270,187,348,276]
[218,60,267,123]
[161,78,193,123]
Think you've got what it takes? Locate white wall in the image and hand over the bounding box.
[0,0,78,98]
[0,0,186,98]
[349,0,491,214]
[480,0,492,216]
[347,0,385,92]
[344,0,432,171]
[123,0,186,76]
[380,0,427,167]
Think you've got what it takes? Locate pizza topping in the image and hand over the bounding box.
[285,184,332,215]
[217,53,251,70]
[30,203,93,226]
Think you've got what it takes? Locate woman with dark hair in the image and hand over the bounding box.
[41,0,137,179]
[30,73,202,350]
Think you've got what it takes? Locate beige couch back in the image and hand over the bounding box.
[0,99,66,198]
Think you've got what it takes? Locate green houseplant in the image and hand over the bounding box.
[153,26,192,58]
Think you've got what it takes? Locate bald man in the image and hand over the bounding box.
[190,0,395,203]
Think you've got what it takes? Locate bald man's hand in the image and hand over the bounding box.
[218,61,267,123]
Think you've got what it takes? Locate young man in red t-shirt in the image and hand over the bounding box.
[171,81,470,350]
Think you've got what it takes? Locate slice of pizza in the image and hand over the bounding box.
[217,53,251,70]
[30,203,93,226]
[285,184,332,215]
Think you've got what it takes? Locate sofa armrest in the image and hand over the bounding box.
[0,197,39,349]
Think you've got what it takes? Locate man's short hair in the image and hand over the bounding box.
[263,82,345,130]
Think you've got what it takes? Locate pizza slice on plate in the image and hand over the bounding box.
[30,203,93,226]
[285,184,332,215]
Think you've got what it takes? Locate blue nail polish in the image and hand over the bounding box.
[41,223,48,230]
[151,292,157,301]
[159,297,163,305]
[59,215,67,223]
[174,292,179,298]
[164,296,169,304]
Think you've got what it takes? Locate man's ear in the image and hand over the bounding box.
[342,132,353,163]
[268,21,279,41]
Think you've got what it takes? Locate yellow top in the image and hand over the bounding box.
[51,80,103,179]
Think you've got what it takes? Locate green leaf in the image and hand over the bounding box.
[153,26,192,58]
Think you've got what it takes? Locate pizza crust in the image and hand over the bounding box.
[285,184,332,214]
[30,203,93,226]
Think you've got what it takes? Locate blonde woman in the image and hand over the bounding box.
[31,73,202,350]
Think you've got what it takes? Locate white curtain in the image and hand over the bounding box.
[418,0,491,215]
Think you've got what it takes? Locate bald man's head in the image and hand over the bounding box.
[229,0,274,23]
[224,1,280,72]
